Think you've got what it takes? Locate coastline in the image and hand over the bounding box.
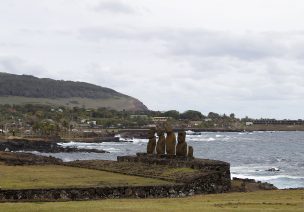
[2,124,304,142]
[116,126,304,139]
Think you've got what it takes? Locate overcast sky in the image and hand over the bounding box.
[1,0,304,119]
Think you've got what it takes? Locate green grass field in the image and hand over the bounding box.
[0,190,303,211]
[0,96,140,110]
[0,164,172,189]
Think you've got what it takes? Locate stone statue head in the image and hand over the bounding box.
[164,123,173,133]
[147,128,156,139]
[177,131,186,144]
[157,128,164,137]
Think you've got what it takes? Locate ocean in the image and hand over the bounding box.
[35,131,304,189]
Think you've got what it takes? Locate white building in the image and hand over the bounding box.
[152,117,169,122]
[246,122,254,126]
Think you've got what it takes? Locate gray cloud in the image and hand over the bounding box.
[162,31,285,60]
[77,27,290,60]
[0,57,47,77]
[93,0,136,14]
[1,1,304,119]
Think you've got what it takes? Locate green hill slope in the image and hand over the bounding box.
[0,72,147,111]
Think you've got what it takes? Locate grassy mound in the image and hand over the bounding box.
[67,160,201,182]
[0,164,172,189]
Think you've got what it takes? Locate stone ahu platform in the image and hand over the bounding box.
[117,153,231,193]
[118,153,230,172]
[0,153,231,202]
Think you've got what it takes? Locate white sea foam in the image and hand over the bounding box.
[186,130,195,135]
[132,138,148,144]
[57,141,125,152]
[231,164,304,189]
[231,166,282,173]
[188,137,215,142]
[102,147,121,153]
[232,173,304,181]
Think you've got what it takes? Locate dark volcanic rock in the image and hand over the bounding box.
[0,151,62,165]
[61,136,120,143]
[232,177,278,192]
[119,131,148,139]
[266,167,280,172]
[0,139,109,153]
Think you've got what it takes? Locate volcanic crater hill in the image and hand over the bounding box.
[0,72,147,111]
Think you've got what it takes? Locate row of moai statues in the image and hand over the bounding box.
[147,123,193,157]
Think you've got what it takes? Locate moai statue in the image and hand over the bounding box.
[146,128,156,154]
[176,131,187,156]
[164,123,176,155]
[188,146,194,158]
[156,128,166,155]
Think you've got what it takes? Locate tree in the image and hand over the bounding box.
[163,110,180,119]
[229,113,235,119]
[208,112,220,119]
[180,110,204,120]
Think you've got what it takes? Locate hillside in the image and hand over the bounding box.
[0,72,147,111]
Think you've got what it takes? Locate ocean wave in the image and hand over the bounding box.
[186,130,195,135]
[188,137,216,142]
[31,152,116,162]
[17,150,40,154]
[297,163,304,167]
[132,139,148,144]
[232,174,304,181]
[102,147,121,153]
[231,165,282,173]
[187,134,235,142]
[58,141,125,149]
[232,173,304,188]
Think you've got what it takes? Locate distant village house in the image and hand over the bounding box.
[152,117,169,122]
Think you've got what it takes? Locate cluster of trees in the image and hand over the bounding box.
[32,121,60,136]
[0,104,242,136]
[158,110,237,121]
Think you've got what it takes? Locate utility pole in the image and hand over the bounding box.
[68,110,73,139]
[68,114,71,139]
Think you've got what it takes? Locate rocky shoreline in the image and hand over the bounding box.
[117,127,304,139]
[0,139,109,154]
[61,136,120,143]
[231,177,277,192]
[0,151,62,165]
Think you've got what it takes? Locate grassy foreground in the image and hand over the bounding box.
[0,190,303,211]
[0,164,171,189]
